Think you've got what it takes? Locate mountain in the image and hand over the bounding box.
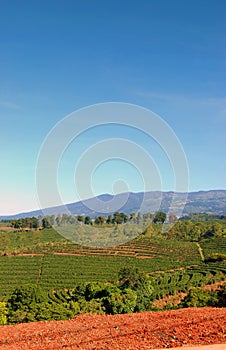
[1,190,226,220]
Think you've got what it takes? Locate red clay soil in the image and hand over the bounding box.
[0,307,225,350]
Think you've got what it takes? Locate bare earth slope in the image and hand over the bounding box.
[0,307,225,349]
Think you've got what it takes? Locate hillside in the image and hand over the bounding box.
[1,190,226,220]
[0,307,225,349]
[0,230,203,297]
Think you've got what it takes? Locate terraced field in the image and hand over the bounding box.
[0,229,225,300]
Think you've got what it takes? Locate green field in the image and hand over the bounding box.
[0,228,226,300]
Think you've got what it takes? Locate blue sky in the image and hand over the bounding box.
[0,0,225,214]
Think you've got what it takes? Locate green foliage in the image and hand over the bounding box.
[5,267,151,323]
[4,261,226,325]
[94,216,106,225]
[78,299,105,314]
[118,267,153,311]
[11,217,39,229]
[113,212,129,224]
[32,302,75,321]
[180,287,218,308]
[7,285,47,311]
[71,278,140,315]
[84,216,92,225]
[7,285,78,323]
[42,217,52,229]
[0,302,8,325]
[153,211,167,224]
[0,234,203,298]
[167,220,224,241]
[200,237,226,256]
[0,227,225,310]
[84,282,108,301]
[143,224,156,236]
[77,215,84,223]
[180,213,226,222]
[7,285,49,323]
[102,287,137,314]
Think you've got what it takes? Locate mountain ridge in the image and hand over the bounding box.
[1,189,226,220]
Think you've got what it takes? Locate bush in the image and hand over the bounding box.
[102,287,137,314]
[7,285,77,323]
[79,299,105,314]
[180,287,218,308]
[118,267,153,311]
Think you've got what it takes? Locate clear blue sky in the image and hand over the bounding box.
[0,0,225,214]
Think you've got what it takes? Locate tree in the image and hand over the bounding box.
[94,216,106,225]
[180,287,218,308]
[7,285,48,323]
[106,215,113,224]
[102,286,137,314]
[130,213,136,223]
[79,299,105,315]
[42,217,51,229]
[84,216,92,225]
[77,215,84,225]
[84,282,108,301]
[113,212,123,224]
[153,211,167,224]
[30,217,39,229]
[118,267,153,312]
[202,222,223,239]
[61,214,69,226]
[113,212,128,225]
[167,220,192,240]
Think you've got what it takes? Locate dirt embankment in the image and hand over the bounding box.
[0,307,225,349]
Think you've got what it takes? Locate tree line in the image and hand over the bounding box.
[9,211,168,230]
[166,220,224,241]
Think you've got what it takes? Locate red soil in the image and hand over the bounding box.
[0,307,225,349]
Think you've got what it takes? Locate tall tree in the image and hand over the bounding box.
[153,211,166,224]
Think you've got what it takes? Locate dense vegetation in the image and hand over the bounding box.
[1,267,225,325]
[0,213,225,325]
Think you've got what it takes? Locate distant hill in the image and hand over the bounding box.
[1,190,226,220]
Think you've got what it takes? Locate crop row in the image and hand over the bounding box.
[149,263,226,299]
[0,256,42,298]
[0,251,200,298]
[41,263,226,306]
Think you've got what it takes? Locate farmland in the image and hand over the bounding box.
[0,226,226,301]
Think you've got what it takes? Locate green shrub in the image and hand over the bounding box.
[102,287,137,314]
[180,287,218,308]
[79,299,105,314]
[118,267,153,311]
